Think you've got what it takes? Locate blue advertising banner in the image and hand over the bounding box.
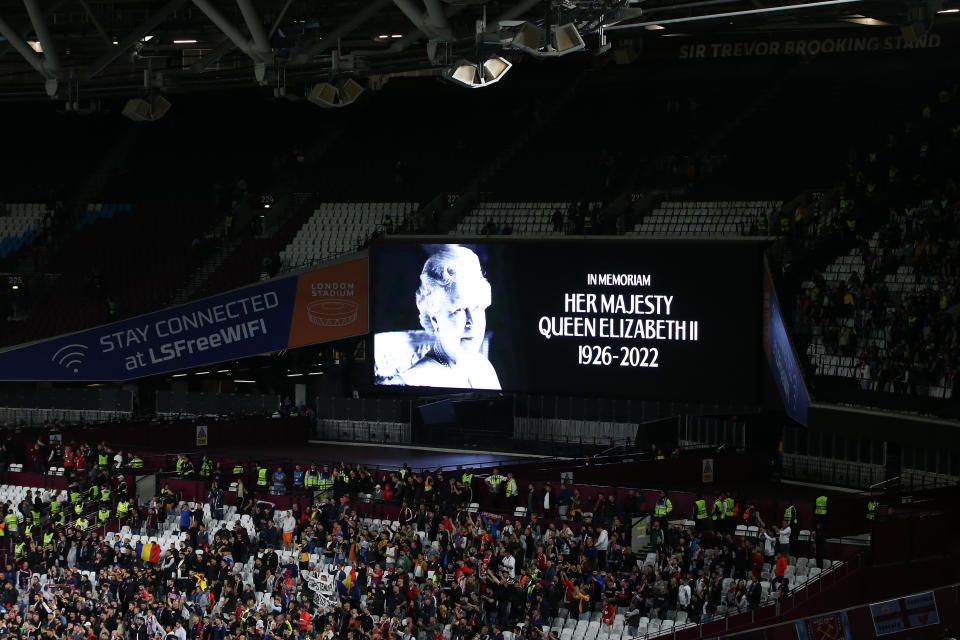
[0,277,298,381]
[763,261,810,425]
[0,256,370,381]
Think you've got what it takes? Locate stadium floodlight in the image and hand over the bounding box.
[307,78,364,108]
[508,22,585,57]
[444,56,512,89]
[121,95,172,122]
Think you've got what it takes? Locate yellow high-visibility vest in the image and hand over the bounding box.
[694,500,707,520]
[815,496,828,515]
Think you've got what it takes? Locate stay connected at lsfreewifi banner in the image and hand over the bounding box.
[0,256,368,381]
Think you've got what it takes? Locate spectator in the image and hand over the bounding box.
[773,552,787,589]
[758,527,777,566]
[524,482,536,517]
[543,482,555,519]
[778,520,791,558]
[272,467,286,496]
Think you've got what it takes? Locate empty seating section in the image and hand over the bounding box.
[0,200,222,348]
[0,483,53,503]
[0,202,47,257]
[0,407,132,426]
[630,200,782,237]
[280,202,415,269]
[514,418,637,446]
[456,202,596,236]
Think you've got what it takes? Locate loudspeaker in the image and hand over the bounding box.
[122,96,172,122]
[307,83,338,108]
[445,57,512,89]
[552,23,585,54]
[509,22,584,57]
[307,79,364,108]
[340,78,364,104]
[510,22,543,52]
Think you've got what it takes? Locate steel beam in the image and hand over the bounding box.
[393,0,428,34]
[78,0,114,48]
[192,0,256,59]
[24,0,62,77]
[84,0,188,79]
[389,3,467,52]
[499,0,545,22]
[423,0,451,35]
[603,0,860,30]
[295,0,392,63]
[268,0,295,38]
[0,14,48,77]
[394,0,532,53]
[388,0,536,53]
[236,0,271,56]
[0,0,66,59]
[188,38,236,72]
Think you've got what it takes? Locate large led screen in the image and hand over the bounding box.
[372,240,761,402]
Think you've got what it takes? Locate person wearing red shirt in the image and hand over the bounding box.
[559,573,577,604]
[454,559,473,584]
[299,610,312,632]
[601,600,615,625]
[62,446,76,470]
[75,450,86,472]
[774,553,787,578]
[441,516,455,533]
[773,552,788,590]
[383,483,395,502]
[751,549,764,580]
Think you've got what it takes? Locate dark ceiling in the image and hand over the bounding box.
[0,0,954,101]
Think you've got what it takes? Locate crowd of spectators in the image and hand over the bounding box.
[0,435,834,640]
[789,85,960,399]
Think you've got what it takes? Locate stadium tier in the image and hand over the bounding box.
[280,203,417,270]
[455,202,601,236]
[629,201,783,237]
[0,203,50,258]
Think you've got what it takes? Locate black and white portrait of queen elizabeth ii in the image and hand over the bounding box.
[375,245,501,390]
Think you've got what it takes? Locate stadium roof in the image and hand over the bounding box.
[0,0,953,101]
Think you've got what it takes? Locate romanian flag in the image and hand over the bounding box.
[338,566,356,592]
[136,542,161,563]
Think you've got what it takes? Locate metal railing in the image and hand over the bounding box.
[781,454,959,491]
[0,407,132,426]
[780,454,885,489]
[315,419,412,445]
